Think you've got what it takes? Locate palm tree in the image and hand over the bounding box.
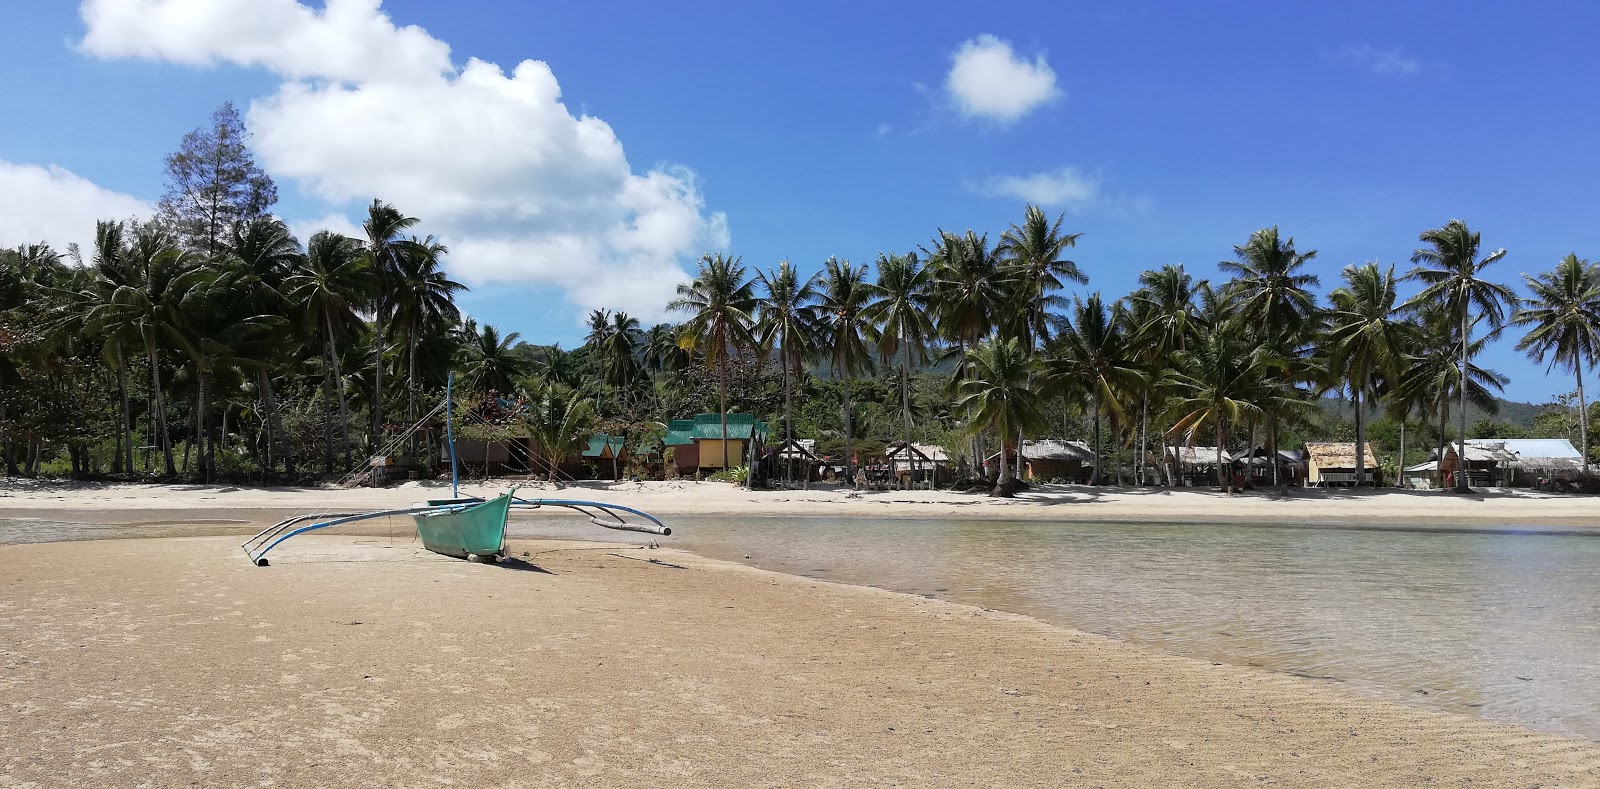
[1130,265,1202,484]
[754,260,819,479]
[954,337,1047,495]
[1512,254,1600,471]
[1405,220,1513,491]
[814,257,878,483]
[642,323,688,374]
[523,381,595,485]
[864,252,934,486]
[391,235,463,428]
[1220,226,1320,345]
[1327,263,1414,486]
[359,200,420,452]
[230,216,301,476]
[599,311,642,394]
[998,204,1085,348]
[1048,294,1144,484]
[926,230,1012,469]
[1399,312,1509,481]
[84,226,204,477]
[1166,331,1279,493]
[86,220,137,474]
[460,324,530,395]
[287,231,371,472]
[584,309,613,349]
[669,253,758,471]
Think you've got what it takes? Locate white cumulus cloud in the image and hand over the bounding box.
[1336,43,1423,77]
[975,167,1098,209]
[945,34,1059,124]
[0,161,152,257]
[78,0,727,320]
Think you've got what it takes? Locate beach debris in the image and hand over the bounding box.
[1002,689,1021,696]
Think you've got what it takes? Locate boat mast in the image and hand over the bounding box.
[447,371,459,499]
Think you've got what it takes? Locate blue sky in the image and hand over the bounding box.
[3,1,1599,404]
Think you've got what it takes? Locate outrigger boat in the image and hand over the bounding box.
[240,375,669,567]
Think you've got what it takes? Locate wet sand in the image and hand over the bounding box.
[3,535,1598,787]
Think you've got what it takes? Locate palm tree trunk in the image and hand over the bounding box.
[718,341,730,472]
[1437,403,1449,488]
[197,370,211,483]
[328,312,354,470]
[1217,421,1228,493]
[902,337,916,490]
[371,294,385,455]
[322,334,337,474]
[116,351,133,475]
[1269,423,1280,487]
[783,340,794,485]
[1456,305,1470,492]
[258,368,291,478]
[1398,418,1406,489]
[407,315,420,461]
[1091,398,1102,485]
[1353,388,1365,487]
[1577,363,1590,473]
[1138,398,1148,486]
[842,372,854,486]
[147,343,176,476]
[1,401,12,477]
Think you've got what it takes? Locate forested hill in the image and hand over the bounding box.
[1316,396,1549,430]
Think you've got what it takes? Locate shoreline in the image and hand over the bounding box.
[3,533,1597,786]
[2,477,1599,529]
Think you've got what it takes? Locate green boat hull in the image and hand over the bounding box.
[413,493,512,560]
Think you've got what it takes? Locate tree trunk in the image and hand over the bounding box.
[0,401,13,477]
[148,343,176,476]
[1353,388,1365,487]
[1577,363,1590,473]
[197,370,210,482]
[1398,419,1406,489]
[902,337,916,490]
[258,368,291,479]
[1269,423,1281,487]
[783,337,794,485]
[1090,398,1102,485]
[1138,398,1148,486]
[718,333,730,472]
[371,293,385,455]
[1456,303,1470,492]
[1436,403,1449,489]
[327,312,354,470]
[841,372,854,486]
[1217,421,1229,493]
[115,352,131,475]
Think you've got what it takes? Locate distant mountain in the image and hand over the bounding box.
[1316,395,1548,429]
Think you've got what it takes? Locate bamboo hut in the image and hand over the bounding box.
[1164,445,1231,486]
[985,440,1096,483]
[1304,442,1379,486]
[885,442,952,487]
[580,434,630,480]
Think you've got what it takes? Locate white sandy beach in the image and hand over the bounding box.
[0,478,1596,528]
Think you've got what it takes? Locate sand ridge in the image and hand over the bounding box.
[3,535,1598,787]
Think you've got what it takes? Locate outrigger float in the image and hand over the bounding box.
[240,374,670,567]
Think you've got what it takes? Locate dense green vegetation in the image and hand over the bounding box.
[3,103,1598,491]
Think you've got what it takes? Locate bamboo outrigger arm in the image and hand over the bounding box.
[510,498,672,536]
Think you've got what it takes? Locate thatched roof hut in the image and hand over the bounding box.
[1304,442,1378,486]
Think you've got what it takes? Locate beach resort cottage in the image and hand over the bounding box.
[986,440,1097,483]
[1403,460,1439,489]
[1304,442,1379,486]
[663,413,769,476]
[1235,448,1306,486]
[1440,439,1584,487]
[773,437,821,482]
[1437,441,1517,487]
[884,442,952,487]
[581,434,630,479]
[1164,445,1232,486]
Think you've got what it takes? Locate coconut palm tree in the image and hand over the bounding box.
[954,337,1047,496]
[599,311,642,394]
[230,216,302,475]
[1130,265,1203,484]
[359,200,420,452]
[755,260,819,476]
[925,230,1012,469]
[523,381,595,485]
[999,204,1085,348]
[814,257,878,483]
[1165,330,1279,493]
[287,231,371,472]
[460,324,530,395]
[1327,263,1415,486]
[84,226,204,477]
[642,323,688,375]
[1220,226,1321,345]
[1512,253,1600,471]
[390,235,463,425]
[1047,294,1145,484]
[864,251,934,486]
[669,253,758,471]
[1405,220,1513,491]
